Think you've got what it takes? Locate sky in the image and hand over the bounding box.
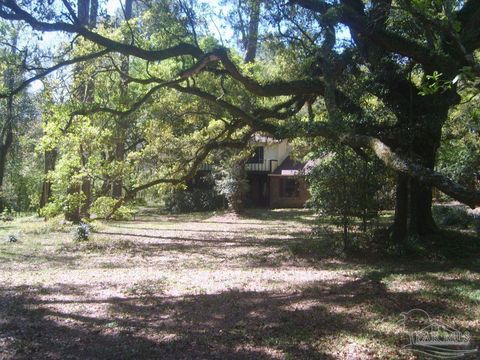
[28,0,350,92]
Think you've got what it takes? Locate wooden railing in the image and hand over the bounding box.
[199,159,279,173]
[246,160,279,172]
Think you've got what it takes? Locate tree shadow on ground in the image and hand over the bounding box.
[1,270,477,360]
[242,209,318,226]
[0,285,343,359]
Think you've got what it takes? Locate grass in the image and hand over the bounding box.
[0,208,478,359]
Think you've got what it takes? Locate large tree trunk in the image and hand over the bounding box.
[244,0,260,63]
[40,149,57,208]
[392,172,408,241]
[0,30,18,212]
[0,115,13,212]
[391,98,449,239]
[408,136,438,235]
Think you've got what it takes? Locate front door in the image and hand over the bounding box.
[247,174,269,207]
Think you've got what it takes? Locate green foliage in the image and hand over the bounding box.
[0,207,15,221]
[38,201,63,219]
[90,196,136,220]
[73,222,91,242]
[163,188,225,213]
[307,145,393,250]
[432,205,474,228]
[437,92,480,189]
[63,192,85,217]
[214,156,250,213]
[418,71,452,96]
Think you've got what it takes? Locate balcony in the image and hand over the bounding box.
[198,159,279,173]
[246,159,278,172]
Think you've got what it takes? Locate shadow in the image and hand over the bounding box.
[0,250,82,268]
[2,269,477,360]
[0,284,342,359]
[242,209,318,226]
[103,226,289,235]
[95,231,294,247]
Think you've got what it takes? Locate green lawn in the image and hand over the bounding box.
[0,209,478,359]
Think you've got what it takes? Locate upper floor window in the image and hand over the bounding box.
[247,146,264,164]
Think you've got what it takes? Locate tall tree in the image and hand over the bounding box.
[112,0,134,199]
[0,0,479,236]
[64,0,98,222]
[0,26,19,211]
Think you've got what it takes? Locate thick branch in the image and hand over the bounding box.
[0,1,203,61]
[105,132,253,219]
[291,0,452,68]
[0,49,110,98]
[308,123,480,208]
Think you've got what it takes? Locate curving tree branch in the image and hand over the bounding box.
[0,49,110,99]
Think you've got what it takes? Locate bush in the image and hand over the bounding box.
[164,188,225,213]
[39,201,63,219]
[73,222,91,241]
[432,205,473,228]
[90,196,136,220]
[214,160,249,213]
[307,146,392,250]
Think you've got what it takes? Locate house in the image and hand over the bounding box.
[200,137,311,208]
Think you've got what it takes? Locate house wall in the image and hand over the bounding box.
[262,140,290,172]
[268,176,310,208]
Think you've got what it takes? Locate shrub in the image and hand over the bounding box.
[307,146,392,250]
[62,192,85,214]
[73,222,91,241]
[0,208,15,221]
[432,205,472,228]
[39,201,63,219]
[90,196,136,220]
[214,160,249,213]
[164,188,225,213]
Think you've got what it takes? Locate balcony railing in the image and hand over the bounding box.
[199,159,279,173]
[246,160,278,172]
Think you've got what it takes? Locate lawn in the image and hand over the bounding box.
[0,209,479,359]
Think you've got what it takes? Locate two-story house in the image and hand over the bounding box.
[244,137,310,208]
[199,136,310,208]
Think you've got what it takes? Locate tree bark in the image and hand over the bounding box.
[392,172,408,241]
[0,108,13,212]
[0,31,17,212]
[244,0,260,63]
[40,149,57,208]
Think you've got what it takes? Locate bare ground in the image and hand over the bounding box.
[0,209,479,359]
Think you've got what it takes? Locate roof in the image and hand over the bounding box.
[251,133,282,144]
[272,156,311,176]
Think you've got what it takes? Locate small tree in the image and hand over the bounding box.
[215,155,249,214]
[307,146,390,251]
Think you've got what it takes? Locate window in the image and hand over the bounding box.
[247,146,264,164]
[281,178,300,197]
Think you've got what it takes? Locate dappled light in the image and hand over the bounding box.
[1,209,479,359]
[0,0,479,358]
